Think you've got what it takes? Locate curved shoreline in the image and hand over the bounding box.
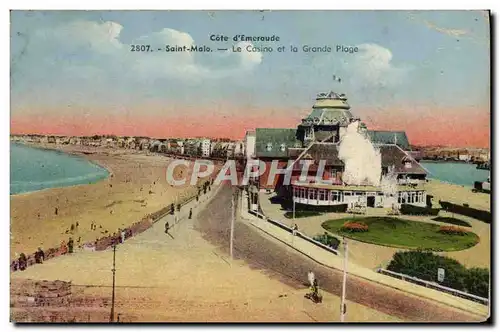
[10,142,111,196]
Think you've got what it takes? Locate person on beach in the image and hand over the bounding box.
[35,247,45,264]
[11,260,18,272]
[68,238,74,254]
[121,229,126,244]
[189,208,193,219]
[18,253,27,271]
[60,241,68,255]
[292,224,299,236]
[165,222,170,234]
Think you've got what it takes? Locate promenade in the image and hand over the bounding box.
[239,191,489,319]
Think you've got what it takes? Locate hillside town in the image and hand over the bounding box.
[10,134,246,160]
[410,146,490,164]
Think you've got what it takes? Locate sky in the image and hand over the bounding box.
[10,10,490,147]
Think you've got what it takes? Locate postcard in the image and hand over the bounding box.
[10,10,491,323]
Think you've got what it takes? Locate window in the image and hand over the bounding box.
[344,191,352,196]
[301,188,306,198]
[356,192,364,196]
[309,189,318,200]
[331,191,339,202]
[305,127,314,140]
[319,189,326,201]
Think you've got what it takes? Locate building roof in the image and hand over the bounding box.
[313,98,351,109]
[307,143,343,166]
[301,108,354,127]
[378,144,427,174]
[255,128,301,158]
[290,142,427,175]
[367,130,410,150]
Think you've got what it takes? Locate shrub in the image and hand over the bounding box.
[438,225,469,236]
[340,222,368,233]
[439,200,491,223]
[386,250,489,298]
[313,233,341,250]
[400,204,440,216]
[284,210,322,219]
[464,268,490,298]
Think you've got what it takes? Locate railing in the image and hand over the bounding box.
[247,210,339,255]
[377,268,489,305]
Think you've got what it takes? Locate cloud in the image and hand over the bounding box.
[11,20,263,93]
[406,13,489,46]
[343,43,410,89]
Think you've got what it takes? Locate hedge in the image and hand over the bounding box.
[400,204,440,216]
[387,250,489,298]
[313,233,340,250]
[439,200,491,223]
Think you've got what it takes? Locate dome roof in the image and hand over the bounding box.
[313,91,351,110]
[312,98,350,110]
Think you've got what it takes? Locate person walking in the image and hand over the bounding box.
[188,208,193,219]
[35,247,45,264]
[121,229,126,244]
[165,221,170,234]
[18,253,27,271]
[68,238,74,254]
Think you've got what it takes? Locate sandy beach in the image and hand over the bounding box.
[10,144,208,261]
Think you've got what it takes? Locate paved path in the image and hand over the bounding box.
[195,185,487,322]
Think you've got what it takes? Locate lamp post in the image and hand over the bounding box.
[109,245,117,323]
[340,237,348,322]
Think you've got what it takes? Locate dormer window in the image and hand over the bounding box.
[402,156,412,169]
[266,142,273,151]
[304,127,314,140]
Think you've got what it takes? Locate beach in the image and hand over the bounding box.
[10,144,207,261]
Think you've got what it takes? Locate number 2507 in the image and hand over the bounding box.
[130,45,151,52]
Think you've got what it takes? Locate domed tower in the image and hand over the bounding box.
[297,91,360,145]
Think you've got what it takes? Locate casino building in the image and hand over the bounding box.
[245,91,429,209]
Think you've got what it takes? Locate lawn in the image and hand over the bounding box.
[322,217,479,251]
[432,216,472,228]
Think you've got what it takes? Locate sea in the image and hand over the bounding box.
[420,161,490,187]
[10,143,109,195]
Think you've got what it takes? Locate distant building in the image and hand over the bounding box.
[245,130,256,160]
[201,139,211,157]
